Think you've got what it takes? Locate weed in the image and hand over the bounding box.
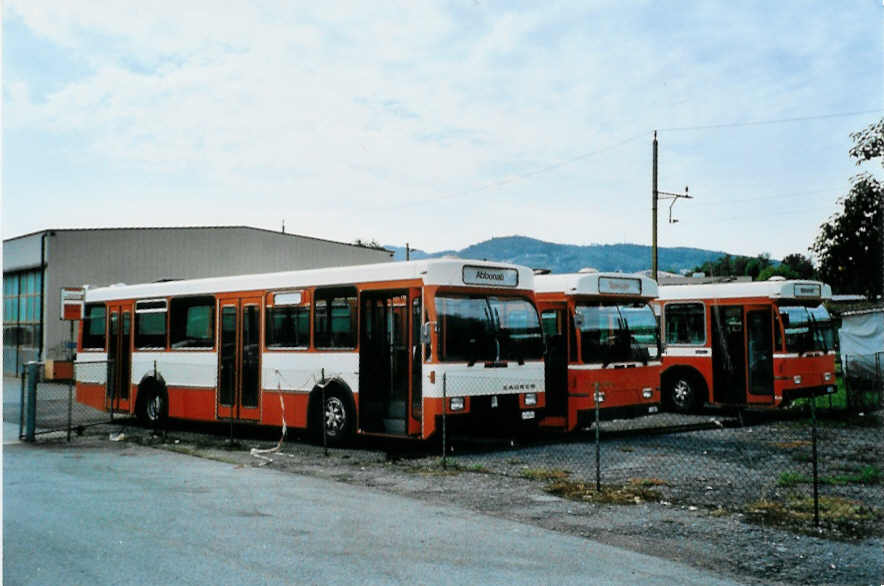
[777,471,810,487]
[545,477,665,505]
[744,496,881,538]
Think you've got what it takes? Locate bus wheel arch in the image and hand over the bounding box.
[135,375,169,426]
[663,367,706,413]
[308,380,356,446]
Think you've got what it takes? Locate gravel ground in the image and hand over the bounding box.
[17,412,882,586]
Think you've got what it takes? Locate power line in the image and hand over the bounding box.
[689,187,840,206]
[658,108,884,133]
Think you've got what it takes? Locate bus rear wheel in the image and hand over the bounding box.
[668,374,700,413]
[137,387,168,426]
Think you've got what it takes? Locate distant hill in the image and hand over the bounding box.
[385,235,730,274]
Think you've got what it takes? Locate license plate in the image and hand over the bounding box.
[521,410,535,420]
[648,406,659,414]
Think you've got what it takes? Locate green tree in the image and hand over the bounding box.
[811,118,883,299]
[758,264,799,281]
[780,253,815,279]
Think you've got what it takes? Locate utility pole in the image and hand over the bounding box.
[651,131,693,283]
[406,242,410,261]
[652,132,658,282]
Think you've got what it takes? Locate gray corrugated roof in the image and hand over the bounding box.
[3,226,393,254]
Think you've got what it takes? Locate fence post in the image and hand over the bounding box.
[876,352,882,409]
[67,321,74,442]
[594,381,601,492]
[24,361,39,442]
[321,368,328,457]
[19,364,26,440]
[442,373,447,470]
[810,398,820,529]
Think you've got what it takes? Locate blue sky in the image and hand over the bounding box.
[3,1,883,260]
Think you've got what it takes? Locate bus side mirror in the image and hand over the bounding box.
[420,322,434,344]
[573,313,584,329]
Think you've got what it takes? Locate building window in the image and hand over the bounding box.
[3,270,44,374]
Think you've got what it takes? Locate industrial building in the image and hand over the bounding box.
[3,226,393,376]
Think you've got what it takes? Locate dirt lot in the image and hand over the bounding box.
[22,410,883,586]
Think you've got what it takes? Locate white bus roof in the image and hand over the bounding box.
[535,272,658,300]
[657,279,832,302]
[84,258,536,303]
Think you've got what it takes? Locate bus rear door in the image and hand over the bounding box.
[217,295,262,421]
[106,302,133,414]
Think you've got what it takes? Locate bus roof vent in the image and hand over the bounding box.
[577,267,599,274]
[767,276,786,281]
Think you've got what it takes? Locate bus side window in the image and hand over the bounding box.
[83,303,107,350]
[135,300,168,349]
[314,287,357,349]
[541,310,559,337]
[665,303,705,345]
[170,296,215,349]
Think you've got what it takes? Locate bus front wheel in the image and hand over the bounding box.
[668,375,700,413]
[312,386,354,446]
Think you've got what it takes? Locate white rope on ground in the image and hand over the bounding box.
[250,380,288,466]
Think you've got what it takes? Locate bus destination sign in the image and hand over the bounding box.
[462,266,519,287]
[794,283,821,298]
[598,276,642,295]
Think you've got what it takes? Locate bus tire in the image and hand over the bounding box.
[666,371,702,413]
[310,385,354,447]
[136,381,168,426]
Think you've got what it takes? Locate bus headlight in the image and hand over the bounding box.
[823,372,832,382]
[793,375,802,385]
[642,388,653,400]
[449,397,465,411]
[524,393,537,406]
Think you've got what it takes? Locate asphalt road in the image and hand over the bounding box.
[2,423,741,585]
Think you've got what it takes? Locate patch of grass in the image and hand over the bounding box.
[824,465,881,486]
[545,477,666,505]
[744,496,881,538]
[520,467,570,481]
[776,466,881,487]
[778,471,811,487]
[404,458,490,476]
[619,446,635,453]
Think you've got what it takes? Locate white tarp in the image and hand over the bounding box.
[838,310,884,379]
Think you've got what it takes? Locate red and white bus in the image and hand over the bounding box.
[74,259,546,443]
[654,278,837,412]
[534,271,661,431]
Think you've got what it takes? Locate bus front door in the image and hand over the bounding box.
[541,307,568,420]
[711,305,746,405]
[106,303,132,414]
[217,296,261,421]
[359,289,419,436]
[746,308,774,402]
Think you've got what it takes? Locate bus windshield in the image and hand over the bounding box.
[434,295,544,363]
[575,302,660,365]
[778,304,833,353]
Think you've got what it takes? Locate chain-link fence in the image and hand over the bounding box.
[439,374,883,539]
[841,352,884,412]
[10,361,112,441]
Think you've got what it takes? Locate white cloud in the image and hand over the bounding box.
[3,1,882,256]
